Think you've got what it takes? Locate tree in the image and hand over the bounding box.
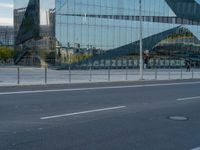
[0,46,14,61]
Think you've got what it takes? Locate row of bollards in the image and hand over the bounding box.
[17,67,48,85]
[15,67,197,85]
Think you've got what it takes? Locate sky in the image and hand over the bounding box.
[0,0,13,25]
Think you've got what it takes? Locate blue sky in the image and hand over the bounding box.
[0,0,13,25]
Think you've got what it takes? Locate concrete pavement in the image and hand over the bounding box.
[0,67,200,86]
[0,80,200,150]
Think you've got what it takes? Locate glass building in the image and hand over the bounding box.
[14,0,200,67]
[14,0,55,65]
[55,0,200,68]
[0,26,14,46]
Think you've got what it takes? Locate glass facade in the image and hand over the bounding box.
[14,0,55,65]
[13,0,200,67]
[55,0,200,67]
[14,0,55,40]
[0,26,14,46]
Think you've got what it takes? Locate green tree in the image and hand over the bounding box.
[0,46,14,61]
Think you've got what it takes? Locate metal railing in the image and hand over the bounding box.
[0,65,199,86]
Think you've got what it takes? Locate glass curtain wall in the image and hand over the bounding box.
[14,0,56,65]
[0,26,14,46]
[55,0,200,68]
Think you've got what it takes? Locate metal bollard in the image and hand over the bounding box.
[17,67,20,85]
[45,67,47,84]
[108,66,111,81]
[126,66,128,81]
[155,67,158,80]
[192,70,194,79]
[181,68,183,80]
[89,66,92,82]
[69,66,71,83]
[168,69,171,80]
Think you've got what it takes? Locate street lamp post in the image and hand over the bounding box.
[139,0,144,80]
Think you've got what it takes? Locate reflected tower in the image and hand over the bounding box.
[14,0,56,66]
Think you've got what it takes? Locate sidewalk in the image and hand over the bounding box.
[0,67,199,86]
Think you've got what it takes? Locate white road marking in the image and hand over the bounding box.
[40,106,126,120]
[191,147,200,150]
[0,81,200,95]
[177,96,200,101]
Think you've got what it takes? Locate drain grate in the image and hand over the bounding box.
[168,116,189,121]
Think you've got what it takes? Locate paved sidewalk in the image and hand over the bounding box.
[0,67,199,86]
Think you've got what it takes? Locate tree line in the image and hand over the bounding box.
[0,46,15,61]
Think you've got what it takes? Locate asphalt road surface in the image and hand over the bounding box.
[0,80,200,150]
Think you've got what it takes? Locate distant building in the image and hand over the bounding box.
[0,26,14,46]
[0,26,14,65]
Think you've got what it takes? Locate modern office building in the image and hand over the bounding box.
[14,0,55,66]
[14,0,200,67]
[55,0,200,67]
[0,26,14,46]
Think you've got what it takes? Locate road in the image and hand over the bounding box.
[0,80,200,150]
